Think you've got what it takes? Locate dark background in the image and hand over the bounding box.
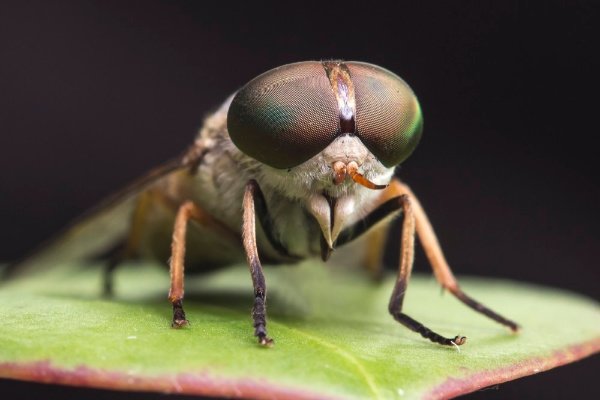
[0,1,598,398]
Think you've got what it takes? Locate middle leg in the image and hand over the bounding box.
[168,200,240,328]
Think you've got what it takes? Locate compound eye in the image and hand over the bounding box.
[348,62,423,167]
[227,62,340,169]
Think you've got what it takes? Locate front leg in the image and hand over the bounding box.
[387,193,466,346]
[242,180,274,347]
[388,179,519,332]
[336,178,518,345]
[336,192,467,345]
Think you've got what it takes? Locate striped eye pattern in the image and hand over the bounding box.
[227,60,423,169]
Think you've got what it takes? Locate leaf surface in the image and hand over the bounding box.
[0,262,598,399]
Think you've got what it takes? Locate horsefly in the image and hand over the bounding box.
[9,61,519,347]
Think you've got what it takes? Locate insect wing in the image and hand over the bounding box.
[5,158,194,278]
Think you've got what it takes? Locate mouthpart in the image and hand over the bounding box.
[332,161,388,190]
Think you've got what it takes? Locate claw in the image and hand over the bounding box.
[453,335,467,346]
[172,318,189,328]
[258,334,274,347]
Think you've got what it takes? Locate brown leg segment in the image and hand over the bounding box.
[168,200,239,328]
[387,193,467,346]
[242,180,274,347]
[360,178,413,281]
[103,190,156,296]
[388,179,519,332]
[168,201,201,327]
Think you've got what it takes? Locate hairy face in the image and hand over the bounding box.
[253,135,395,201]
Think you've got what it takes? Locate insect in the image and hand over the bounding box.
[10,60,518,347]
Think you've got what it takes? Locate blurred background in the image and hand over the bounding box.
[0,1,598,398]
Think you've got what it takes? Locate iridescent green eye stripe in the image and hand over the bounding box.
[410,100,423,137]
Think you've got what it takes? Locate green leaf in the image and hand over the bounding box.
[1,261,598,399]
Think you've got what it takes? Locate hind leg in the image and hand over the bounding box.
[102,189,176,296]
